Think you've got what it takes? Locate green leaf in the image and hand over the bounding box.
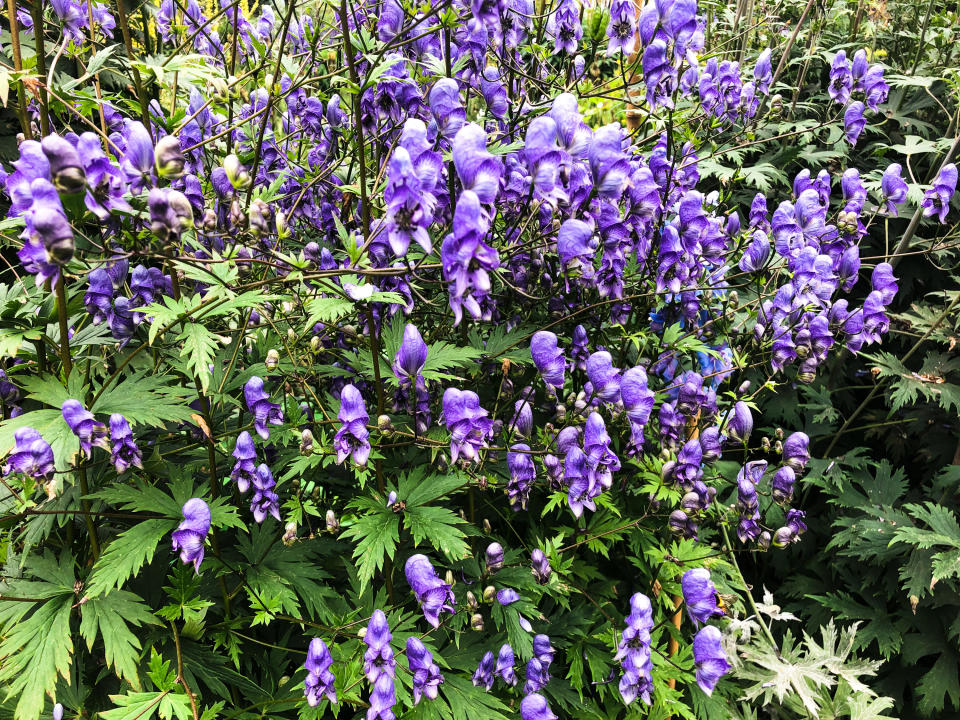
[79,590,160,686]
[86,519,179,596]
[100,690,194,720]
[91,373,196,427]
[916,650,960,715]
[304,296,356,328]
[401,469,468,507]
[404,505,470,560]
[178,323,218,394]
[441,675,512,720]
[422,341,482,380]
[340,508,400,591]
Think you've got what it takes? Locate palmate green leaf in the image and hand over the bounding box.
[340,508,401,591]
[403,504,470,561]
[79,590,160,687]
[86,519,178,596]
[441,675,512,720]
[304,296,356,328]
[91,373,195,427]
[400,469,468,507]
[916,650,960,715]
[100,690,194,720]
[178,322,218,394]
[422,341,482,379]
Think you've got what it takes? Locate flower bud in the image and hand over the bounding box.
[758,531,771,550]
[483,585,496,603]
[531,549,551,584]
[470,613,484,631]
[275,210,289,238]
[482,518,492,533]
[310,336,321,351]
[485,542,504,572]
[466,591,478,610]
[774,440,783,455]
[201,209,218,231]
[378,414,394,435]
[772,526,795,547]
[681,491,702,515]
[155,135,186,178]
[282,521,297,546]
[248,198,271,236]
[265,348,280,370]
[738,380,751,395]
[41,135,85,193]
[386,491,398,507]
[761,436,771,452]
[223,154,251,189]
[445,570,455,587]
[325,509,339,533]
[300,429,314,456]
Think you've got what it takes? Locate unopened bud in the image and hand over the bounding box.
[300,429,314,456]
[483,518,492,533]
[223,154,251,189]
[470,613,484,631]
[275,210,289,238]
[378,414,394,435]
[775,427,784,440]
[758,531,771,551]
[761,436,771,452]
[483,585,496,603]
[310,336,321,351]
[774,440,783,455]
[445,570,455,587]
[265,348,280,370]
[155,134,186,178]
[466,591,478,610]
[325,509,339,533]
[282,521,297,546]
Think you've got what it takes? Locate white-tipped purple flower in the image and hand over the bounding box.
[486,542,504,572]
[244,376,283,440]
[109,414,142,473]
[472,651,495,690]
[495,643,517,686]
[615,592,654,705]
[881,163,908,217]
[404,554,455,628]
[171,498,211,573]
[407,637,443,704]
[782,431,810,471]
[62,399,109,457]
[3,427,55,480]
[304,638,337,706]
[692,626,730,695]
[334,384,371,466]
[530,331,565,390]
[231,431,257,493]
[681,568,724,626]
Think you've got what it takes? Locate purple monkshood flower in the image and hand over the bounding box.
[565,446,593,517]
[231,431,257,493]
[244,376,283,439]
[531,549,552,584]
[393,324,431,434]
[486,542,505,572]
[621,366,654,449]
[334,384,371,466]
[512,393,534,437]
[881,163,908,216]
[921,163,957,223]
[385,147,436,258]
[843,101,866,145]
[739,230,771,273]
[783,431,810,471]
[473,651,495,690]
[497,588,520,605]
[614,592,654,705]
[737,460,766,542]
[250,463,280,523]
[304,638,337,706]
[408,637,443,704]
[521,694,558,720]
[171,498,211,573]
[3,427,55,479]
[495,644,518,686]
[429,78,466,141]
[453,124,504,205]
[772,466,796,503]
[507,444,536,511]
[584,412,621,495]
[363,610,396,720]
[442,388,493,464]
[872,263,898,305]
[726,401,753,444]
[586,351,622,404]
[440,190,500,324]
[109,414,142,474]
[546,0,582,54]
[606,0,637,56]
[828,50,852,105]
[23,178,75,265]
[754,49,773,94]
[533,634,555,666]
[121,121,154,193]
[557,218,597,277]
[62,399,109,457]
[531,331,565,389]
[405,554,455,627]
[682,568,725,626]
[84,268,115,325]
[693,626,730,695]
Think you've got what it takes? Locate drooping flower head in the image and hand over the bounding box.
[921,163,957,223]
[531,548,552,584]
[881,163,908,217]
[520,693,558,720]
[442,388,493,464]
[495,643,517,686]
[404,554,455,627]
[407,637,444,704]
[62,399,109,457]
[486,542,505,572]
[231,431,257,493]
[109,414,143,473]
[692,625,730,695]
[3,427,55,480]
[244,376,283,439]
[681,568,724,625]
[615,592,654,705]
[531,331,565,390]
[250,463,280,523]
[171,498,211,573]
[364,610,396,720]
[473,651,495,690]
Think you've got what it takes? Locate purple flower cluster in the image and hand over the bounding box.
[363,610,396,720]
[615,592,654,705]
[407,637,444,704]
[171,498,211,573]
[304,638,337,706]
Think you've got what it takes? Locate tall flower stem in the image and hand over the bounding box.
[721,524,780,654]
[113,0,154,134]
[7,0,33,138]
[30,0,51,136]
[55,274,73,379]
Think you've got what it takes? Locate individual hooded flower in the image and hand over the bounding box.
[531,548,551,583]
[546,0,582,54]
[606,0,637,55]
[244,376,283,439]
[497,588,520,606]
[531,331,565,389]
[772,466,796,503]
[843,101,866,145]
[589,124,631,200]
[377,0,403,40]
[511,391,534,438]
[692,626,730,695]
[364,610,396,720]
[407,637,444,704]
[84,268,115,326]
[41,134,85,194]
[442,388,493,464]
[586,351,621,404]
[921,163,957,223]
[863,63,889,111]
[304,638,337,706]
[522,117,568,207]
[230,431,257,493]
[507,444,536,511]
[521,694,557,720]
[473,651,495,690]
[754,48,772,94]
[429,78,466,141]
[23,179,75,265]
[441,190,501,324]
[523,658,550,694]
[485,542,505,573]
[681,568,724,625]
[3,427,55,480]
[880,163,908,216]
[479,67,508,119]
[643,39,677,109]
[533,634,555,666]
[405,554,455,627]
[565,446,594,517]
[495,644,518,686]
[334,384,371,466]
[726,401,753,444]
[584,412,621,493]
[148,187,194,242]
[453,124,504,205]
[121,121,155,194]
[154,135,186,178]
[615,592,654,705]
[621,366,654,448]
[828,50,852,105]
[872,263,898,305]
[250,463,281,523]
[738,229,771,273]
[392,323,431,433]
[171,498,211,573]
[384,147,435,258]
[783,431,810,471]
[62,399,109,457]
[109,414,142,473]
[557,218,598,277]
